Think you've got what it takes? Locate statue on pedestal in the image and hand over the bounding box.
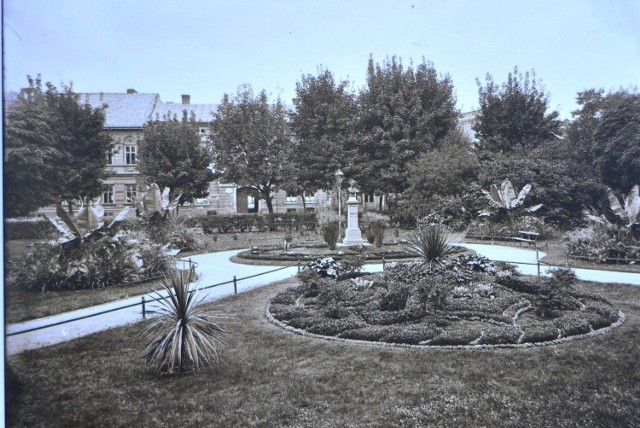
[341,180,368,246]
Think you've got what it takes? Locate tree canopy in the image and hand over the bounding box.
[474,67,560,153]
[355,56,459,196]
[287,68,357,198]
[138,112,216,205]
[211,86,295,213]
[4,76,113,216]
[591,91,640,193]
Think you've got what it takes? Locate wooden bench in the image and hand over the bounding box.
[511,231,539,248]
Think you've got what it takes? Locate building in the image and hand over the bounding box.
[80,90,333,217]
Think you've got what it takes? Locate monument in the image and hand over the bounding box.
[341,180,368,246]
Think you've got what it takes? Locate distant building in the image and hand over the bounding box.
[458,110,479,143]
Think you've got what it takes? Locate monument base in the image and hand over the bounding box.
[341,227,368,246]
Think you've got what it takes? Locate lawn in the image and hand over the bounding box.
[6,276,640,427]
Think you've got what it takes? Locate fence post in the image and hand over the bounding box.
[141,296,146,319]
[537,260,541,277]
[233,275,238,294]
[383,257,386,269]
[298,257,301,273]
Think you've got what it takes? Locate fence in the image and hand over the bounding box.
[7,250,639,339]
[6,259,293,338]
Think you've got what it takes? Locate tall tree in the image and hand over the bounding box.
[355,56,458,197]
[211,85,295,213]
[592,92,640,192]
[138,112,216,205]
[474,67,560,153]
[4,75,113,216]
[287,68,357,202]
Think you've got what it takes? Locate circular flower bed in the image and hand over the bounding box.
[267,255,624,348]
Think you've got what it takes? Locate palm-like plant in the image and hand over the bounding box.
[141,272,225,373]
[404,225,459,265]
[480,179,542,214]
[607,185,640,227]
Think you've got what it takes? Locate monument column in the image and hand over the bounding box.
[342,180,368,246]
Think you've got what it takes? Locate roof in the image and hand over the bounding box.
[151,102,218,124]
[79,92,160,128]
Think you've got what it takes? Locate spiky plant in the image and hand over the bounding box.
[141,272,225,373]
[404,225,459,265]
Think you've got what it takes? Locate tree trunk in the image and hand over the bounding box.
[263,190,274,213]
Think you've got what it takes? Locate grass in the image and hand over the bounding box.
[6,276,640,427]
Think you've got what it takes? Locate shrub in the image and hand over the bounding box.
[140,273,226,373]
[12,228,174,291]
[403,225,459,264]
[521,324,559,343]
[4,219,59,240]
[306,257,341,278]
[321,222,340,250]
[565,222,640,263]
[363,212,388,248]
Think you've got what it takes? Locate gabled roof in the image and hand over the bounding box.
[151,102,219,124]
[79,92,160,128]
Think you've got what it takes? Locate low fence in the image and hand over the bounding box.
[7,251,639,339]
[6,260,293,338]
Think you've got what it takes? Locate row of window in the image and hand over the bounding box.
[102,184,138,205]
[107,146,137,165]
[285,194,317,204]
[102,184,210,206]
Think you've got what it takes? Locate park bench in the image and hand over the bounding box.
[510,230,539,248]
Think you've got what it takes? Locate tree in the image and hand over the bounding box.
[592,92,640,192]
[287,68,357,205]
[474,67,560,153]
[4,75,113,217]
[138,112,216,207]
[211,85,295,213]
[407,128,479,199]
[355,56,459,198]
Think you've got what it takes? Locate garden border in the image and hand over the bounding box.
[265,297,626,350]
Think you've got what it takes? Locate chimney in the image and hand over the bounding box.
[127,88,137,94]
[182,94,190,104]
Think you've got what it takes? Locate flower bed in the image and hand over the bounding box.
[267,255,623,348]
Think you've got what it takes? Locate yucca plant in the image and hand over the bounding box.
[403,225,459,265]
[141,272,225,374]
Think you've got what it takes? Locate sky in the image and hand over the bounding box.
[3,0,639,120]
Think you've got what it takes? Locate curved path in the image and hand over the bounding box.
[5,244,640,355]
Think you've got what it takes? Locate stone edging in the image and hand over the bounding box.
[265,299,626,350]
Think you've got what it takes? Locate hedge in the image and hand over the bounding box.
[4,219,60,240]
[194,213,318,234]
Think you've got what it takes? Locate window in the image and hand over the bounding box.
[365,193,375,203]
[285,195,298,204]
[125,146,137,165]
[107,148,114,165]
[195,197,209,205]
[103,185,115,204]
[304,193,316,204]
[125,184,137,204]
[247,195,256,210]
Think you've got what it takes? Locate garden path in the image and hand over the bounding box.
[5,244,640,356]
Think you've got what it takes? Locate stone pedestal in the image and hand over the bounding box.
[342,195,368,246]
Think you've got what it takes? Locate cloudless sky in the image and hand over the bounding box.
[3,0,639,119]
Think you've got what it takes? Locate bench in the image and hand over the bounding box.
[511,237,536,248]
[511,231,539,248]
